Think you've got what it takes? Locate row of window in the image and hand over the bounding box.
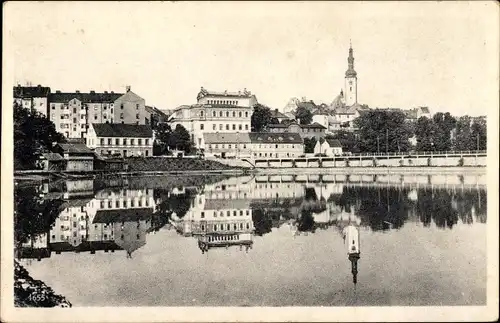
[99,199,150,209]
[200,210,250,218]
[207,223,251,231]
[205,234,242,242]
[207,143,298,149]
[206,99,239,105]
[99,138,151,146]
[204,110,249,118]
[255,152,298,158]
[100,149,150,157]
[202,123,249,131]
[51,103,140,110]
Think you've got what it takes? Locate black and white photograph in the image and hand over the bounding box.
[1,1,498,322]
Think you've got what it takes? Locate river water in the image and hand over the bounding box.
[15,171,487,306]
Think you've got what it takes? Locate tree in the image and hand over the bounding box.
[170,124,194,153]
[470,118,487,151]
[432,112,456,151]
[328,130,360,153]
[354,109,412,153]
[14,101,66,169]
[303,137,317,154]
[251,104,273,132]
[295,106,313,125]
[153,123,173,155]
[415,116,435,152]
[453,116,474,151]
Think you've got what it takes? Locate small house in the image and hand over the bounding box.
[53,143,95,172]
[314,138,343,156]
[37,153,66,171]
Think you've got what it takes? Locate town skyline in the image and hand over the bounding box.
[5,2,498,117]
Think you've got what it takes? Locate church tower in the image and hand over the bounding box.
[344,41,358,106]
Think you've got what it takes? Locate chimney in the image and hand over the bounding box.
[37,84,41,87]
[90,90,95,94]
[56,90,61,93]
[126,86,131,92]
[76,90,80,93]
[111,91,114,94]
[104,91,108,94]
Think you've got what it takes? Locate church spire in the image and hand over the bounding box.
[345,41,357,78]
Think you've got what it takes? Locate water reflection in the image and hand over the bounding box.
[15,173,486,266]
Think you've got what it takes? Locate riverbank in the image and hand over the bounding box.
[14,261,71,307]
[253,166,487,175]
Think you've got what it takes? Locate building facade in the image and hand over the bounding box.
[249,132,304,158]
[203,132,252,158]
[46,86,146,139]
[196,87,258,108]
[13,85,51,116]
[267,121,326,140]
[314,138,343,156]
[86,123,154,157]
[169,103,253,149]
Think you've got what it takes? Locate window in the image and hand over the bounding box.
[120,113,124,119]
[219,111,223,117]
[226,111,229,117]
[73,222,77,228]
[213,124,216,130]
[228,144,232,149]
[233,211,237,216]
[100,201,105,208]
[131,139,135,145]
[239,112,242,117]
[245,112,248,118]
[238,124,242,130]
[276,144,279,148]
[226,124,229,130]
[245,124,248,130]
[138,139,142,145]
[136,114,140,119]
[73,117,77,123]
[212,111,216,117]
[115,138,120,145]
[219,124,223,130]
[215,144,218,148]
[123,138,128,145]
[214,211,217,217]
[221,144,225,149]
[136,104,139,109]
[145,139,149,145]
[243,144,247,149]
[200,124,204,130]
[94,115,98,120]
[123,200,128,208]
[232,111,236,117]
[200,111,204,117]
[201,212,205,218]
[121,104,124,109]
[227,211,230,216]
[232,124,236,130]
[108,138,112,145]
[73,108,77,113]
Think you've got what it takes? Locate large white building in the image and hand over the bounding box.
[169,87,257,149]
[13,84,51,117]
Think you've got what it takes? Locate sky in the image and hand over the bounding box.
[4,1,499,117]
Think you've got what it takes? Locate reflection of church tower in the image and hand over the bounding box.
[343,224,360,286]
[344,41,358,106]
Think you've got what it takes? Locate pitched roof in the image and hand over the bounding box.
[267,123,289,128]
[56,143,94,154]
[115,90,144,102]
[92,208,153,224]
[204,199,251,210]
[203,132,251,144]
[325,139,342,147]
[49,92,123,103]
[296,100,317,111]
[270,109,288,119]
[41,152,65,161]
[249,132,303,144]
[13,85,51,98]
[92,123,153,138]
[300,122,327,129]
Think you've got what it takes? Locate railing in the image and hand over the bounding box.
[344,150,486,157]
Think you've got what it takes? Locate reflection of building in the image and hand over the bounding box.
[343,225,361,285]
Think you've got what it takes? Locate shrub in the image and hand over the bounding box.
[458,157,464,166]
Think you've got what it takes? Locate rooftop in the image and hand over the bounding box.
[203,132,251,144]
[92,123,153,138]
[324,138,342,147]
[55,143,94,154]
[13,85,51,98]
[93,208,154,224]
[41,152,65,161]
[270,109,289,119]
[49,92,123,103]
[249,132,303,144]
[197,87,255,100]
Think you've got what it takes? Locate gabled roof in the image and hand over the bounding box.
[41,153,65,161]
[49,92,123,103]
[55,143,94,154]
[249,132,303,144]
[92,208,153,224]
[296,100,317,111]
[270,109,288,119]
[204,199,251,210]
[115,90,144,102]
[300,122,327,129]
[13,85,51,98]
[91,123,153,138]
[325,139,342,147]
[203,132,251,144]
